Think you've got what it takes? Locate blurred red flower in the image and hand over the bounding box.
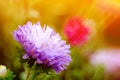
[64,17,89,46]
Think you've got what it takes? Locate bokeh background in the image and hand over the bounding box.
[1,0,120,80]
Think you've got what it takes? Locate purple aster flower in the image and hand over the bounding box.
[12,22,71,73]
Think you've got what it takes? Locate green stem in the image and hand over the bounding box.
[26,70,38,80]
[26,69,30,80]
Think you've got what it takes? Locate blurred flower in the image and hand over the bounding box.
[0,65,15,79]
[90,49,120,74]
[64,17,90,46]
[13,22,71,73]
[0,65,7,77]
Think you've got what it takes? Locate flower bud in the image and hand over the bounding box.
[0,65,7,77]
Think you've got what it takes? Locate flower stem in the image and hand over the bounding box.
[26,69,30,80]
[26,69,38,80]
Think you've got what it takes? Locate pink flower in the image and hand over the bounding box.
[90,49,120,74]
[64,17,89,46]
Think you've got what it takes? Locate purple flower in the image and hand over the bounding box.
[13,22,71,73]
[90,48,120,74]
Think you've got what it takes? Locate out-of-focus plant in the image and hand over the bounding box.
[0,65,15,80]
[90,48,120,80]
[64,17,90,46]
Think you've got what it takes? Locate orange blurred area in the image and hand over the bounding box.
[104,17,120,46]
[95,0,120,15]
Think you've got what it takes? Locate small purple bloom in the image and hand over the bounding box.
[13,22,72,73]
